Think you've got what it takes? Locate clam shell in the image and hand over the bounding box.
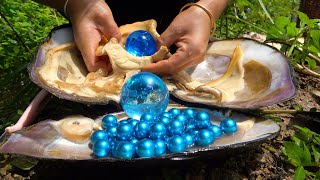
[0,105,279,161]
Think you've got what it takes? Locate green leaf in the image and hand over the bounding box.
[297,11,310,26]
[274,16,290,34]
[293,125,313,142]
[302,143,312,165]
[312,145,320,164]
[306,58,317,70]
[283,141,304,166]
[10,157,38,170]
[314,137,320,145]
[286,22,299,38]
[294,166,306,180]
[310,30,320,49]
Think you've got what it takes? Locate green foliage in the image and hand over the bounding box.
[283,125,320,179]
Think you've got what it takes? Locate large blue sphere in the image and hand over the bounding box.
[140,113,156,124]
[136,139,155,158]
[154,139,166,156]
[195,129,214,146]
[149,122,167,140]
[93,139,111,158]
[125,30,157,57]
[167,119,185,136]
[102,115,118,129]
[116,123,133,141]
[220,118,238,134]
[120,72,170,120]
[116,141,135,159]
[167,135,187,153]
[134,121,150,140]
[90,130,108,145]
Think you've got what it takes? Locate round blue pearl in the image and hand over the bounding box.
[120,72,169,120]
[90,130,108,145]
[158,116,171,126]
[116,123,133,141]
[183,134,195,148]
[116,141,135,159]
[134,121,150,139]
[128,118,139,127]
[140,113,156,124]
[174,114,188,126]
[182,108,196,119]
[167,135,187,153]
[220,118,238,134]
[104,125,117,137]
[207,125,222,138]
[168,108,181,118]
[93,139,111,158]
[154,139,166,156]
[167,119,185,136]
[149,122,167,140]
[125,30,157,57]
[102,115,118,129]
[194,111,211,129]
[195,129,214,146]
[136,139,155,158]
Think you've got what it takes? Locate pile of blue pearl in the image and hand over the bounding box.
[90,108,238,158]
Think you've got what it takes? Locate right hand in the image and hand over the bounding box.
[67,0,121,72]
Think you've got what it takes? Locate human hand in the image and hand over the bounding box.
[67,0,121,72]
[142,4,212,75]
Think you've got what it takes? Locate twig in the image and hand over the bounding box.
[260,109,320,115]
[295,64,320,78]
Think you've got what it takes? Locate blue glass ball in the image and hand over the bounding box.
[149,122,167,140]
[136,139,155,158]
[104,125,118,137]
[140,113,156,124]
[195,129,214,146]
[116,123,133,141]
[116,141,135,159]
[154,139,166,156]
[158,116,171,126]
[134,121,150,139]
[90,130,108,145]
[125,30,157,57]
[174,114,188,126]
[183,133,195,148]
[220,118,238,134]
[168,108,181,118]
[167,119,185,136]
[182,108,196,119]
[102,115,118,129]
[93,139,111,158]
[194,111,211,129]
[167,135,187,153]
[120,72,170,120]
[207,125,222,138]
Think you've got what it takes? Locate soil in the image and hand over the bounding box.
[0,72,319,180]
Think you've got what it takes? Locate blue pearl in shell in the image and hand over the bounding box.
[140,113,156,124]
[149,122,167,140]
[93,139,111,158]
[134,121,150,139]
[136,139,155,158]
[116,123,133,141]
[167,135,187,153]
[182,108,196,119]
[158,116,171,126]
[207,125,222,138]
[174,114,188,126]
[154,139,166,156]
[120,72,170,120]
[167,119,185,136]
[102,114,118,129]
[220,118,238,134]
[168,108,181,118]
[116,141,135,159]
[125,30,157,57]
[90,130,108,145]
[183,133,195,148]
[104,125,118,137]
[194,111,211,129]
[195,129,214,146]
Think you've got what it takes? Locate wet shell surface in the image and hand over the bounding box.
[29,19,297,109]
[0,105,280,161]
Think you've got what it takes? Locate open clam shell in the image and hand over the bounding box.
[0,105,279,161]
[29,20,297,109]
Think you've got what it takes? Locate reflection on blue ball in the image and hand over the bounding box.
[125,30,157,57]
[207,125,222,138]
[167,135,187,153]
[104,125,118,137]
[116,141,135,159]
[116,123,133,141]
[149,122,167,140]
[120,72,170,120]
[182,108,196,119]
[220,118,238,134]
[134,121,150,140]
[195,129,214,147]
[93,139,111,158]
[140,113,156,124]
[90,130,108,145]
[102,115,118,129]
[174,114,188,126]
[167,119,185,136]
[194,111,211,129]
[136,139,155,158]
[158,116,171,126]
[168,108,181,118]
[128,119,139,127]
[154,139,166,156]
[183,134,195,148]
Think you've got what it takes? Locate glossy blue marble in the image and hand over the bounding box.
[136,139,155,158]
[183,133,195,148]
[125,30,157,57]
[102,114,118,129]
[104,125,118,137]
[93,139,111,158]
[116,123,133,141]
[90,130,108,145]
[134,121,150,140]
[154,139,166,156]
[167,119,185,136]
[174,114,188,126]
[220,118,238,134]
[120,72,169,120]
[168,108,181,118]
[128,118,139,127]
[116,141,135,159]
[182,108,196,119]
[149,122,167,140]
[140,113,156,124]
[195,129,214,146]
[157,116,171,126]
[167,135,187,153]
[194,111,211,129]
[207,125,222,138]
